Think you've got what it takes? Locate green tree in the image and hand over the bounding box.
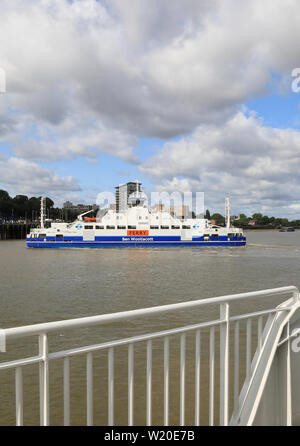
[205,209,211,219]
[252,213,263,224]
[0,190,11,201]
[261,215,270,225]
[233,213,249,227]
[211,213,225,225]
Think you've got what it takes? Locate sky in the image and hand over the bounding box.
[1,0,300,217]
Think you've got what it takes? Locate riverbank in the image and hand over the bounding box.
[0,223,37,240]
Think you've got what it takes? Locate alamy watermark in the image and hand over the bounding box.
[0,67,6,93]
[291,328,300,353]
[291,68,300,93]
[95,189,205,217]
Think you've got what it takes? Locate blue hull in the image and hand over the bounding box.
[27,240,246,248]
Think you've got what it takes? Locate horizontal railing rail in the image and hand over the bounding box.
[0,286,299,426]
[1,286,297,342]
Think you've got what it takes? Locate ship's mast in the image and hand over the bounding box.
[40,197,45,229]
[225,197,230,229]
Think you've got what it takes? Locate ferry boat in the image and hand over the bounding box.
[27,186,246,248]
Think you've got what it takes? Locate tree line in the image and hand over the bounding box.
[1,188,299,227]
[0,189,59,222]
[204,210,300,228]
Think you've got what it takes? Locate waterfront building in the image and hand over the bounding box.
[115,182,141,212]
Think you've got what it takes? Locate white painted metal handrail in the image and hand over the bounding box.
[0,285,299,426]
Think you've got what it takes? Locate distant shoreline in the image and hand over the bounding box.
[243,226,299,231]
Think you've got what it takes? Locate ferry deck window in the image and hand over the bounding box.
[84,225,93,230]
[117,225,126,229]
[106,226,115,229]
[128,225,136,229]
[171,225,180,229]
[150,226,159,229]
[160,226,169,229]
[95,225,104,229]
[182,225,191,229]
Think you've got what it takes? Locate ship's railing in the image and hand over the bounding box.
[0,286,299,426]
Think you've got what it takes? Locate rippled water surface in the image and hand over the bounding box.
[0,230,299,425]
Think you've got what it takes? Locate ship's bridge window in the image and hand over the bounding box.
[160,225,169,229]
[150,225,159,229]
[106,225,115,229]
[128,225,136,229]
[117,225,126,229]
[84,225,93,230]
[95,225,104,229]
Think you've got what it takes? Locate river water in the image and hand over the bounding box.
[0,230,300,425]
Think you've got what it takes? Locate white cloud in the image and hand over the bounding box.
[1,0,300,208]
[1,0,300,143]
[0,157,80,195]
[140,112,300,216]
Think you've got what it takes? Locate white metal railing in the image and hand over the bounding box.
[0,286,299,426]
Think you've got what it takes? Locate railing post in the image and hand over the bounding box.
[108,348,114,426]
[257,316,263,352]
[86,352,93,426]
[246,319,252,380]
[234,321,240,413]
[180,333,186,426]
[128,344,134,426]
[209,326,215,426]
[146,340,152,426]
[286,323,292,426]
[195,330,201,426]
[220,303,229,426]
[164,337,170,426]
[15,367,23,426]
[39,333,49,426]
[64,357,70,426]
